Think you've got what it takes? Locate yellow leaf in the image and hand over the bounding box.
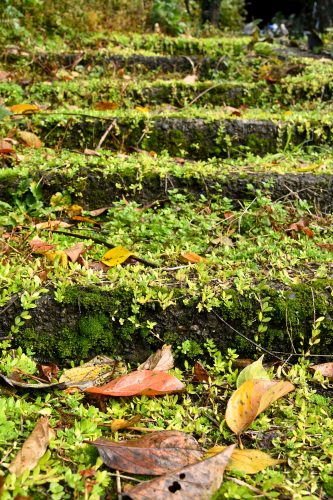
[101,246,133,267]
[34,220,72,229]
[135,105,150,113]
[110,415,141,432]
[66,204,83,218]
[45,250,68,268]
[17,130,43,148]
[205,446,284,474]
[225,379,294,435]
[10,103,40,114]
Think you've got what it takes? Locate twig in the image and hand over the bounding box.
[109,472,141,482]
[212,309,292,366]
[37,228,158,268]
[116,470,122,500]
[225,476,266,496]
[96,120,116,150]
[182,83,221,109]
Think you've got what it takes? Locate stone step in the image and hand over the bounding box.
[1,150,332,211]
[6,106,333,159]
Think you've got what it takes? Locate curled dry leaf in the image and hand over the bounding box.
[310,362,333,379]
[0,139,14,155]
[8,417,55,476]
[225,379,294,435]
[123,444,235,499]
[206,446,284,474]
[34,220,72,229]
[17,130,43,148]
[64,242,85,263]
[138,345,174,372]
[109,415,141,433]
[192,361,210,383]
[87,431,203,475]
[59,355,126,389]
[84,369,185,396]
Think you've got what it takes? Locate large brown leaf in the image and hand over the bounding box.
[8,417,55,476]
[122,444,235,499]
[87,431,203,475]
[85,369,185,396]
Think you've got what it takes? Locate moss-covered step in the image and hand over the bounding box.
[3,60,333,109]
[1,172,332,363]
[1,279,332,365]
[5,106,333,159]
[1,150,332,211]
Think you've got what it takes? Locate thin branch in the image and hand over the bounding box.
[96,120,116,150]
[212,309,293,366]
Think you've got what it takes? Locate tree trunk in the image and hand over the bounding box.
[200,0,222,26]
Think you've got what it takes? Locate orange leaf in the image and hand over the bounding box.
[0,139,14,155]
[181,251,207,263]
[225,379,294,435]
[10,104,40,114]
[84,369,185,396]
[95,101,119,111]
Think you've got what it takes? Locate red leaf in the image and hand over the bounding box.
[87,431,203,475]
[84,369,185,396]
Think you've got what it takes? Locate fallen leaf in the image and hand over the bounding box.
[10,104,40,114]
[59,355,126,389]
[0,139,14,155]
[192,361,210,383]
[236,355,270,388]
[109,415,142,433]
[87,431,203,475]
[138,345,174,372]
[316,243,333,251]
[225,379,294,435]
[64,242,85,263]
[95,101,119,111]
[135,105,150,113]
[84,148,101,156]
[183,74,197,84]
[206,446,284,474]
[34,220,72,229]
[29,237,55,254]
[71,215,101,225]
[38,363,60,383]
[44,250,68,267]
[310,362,333,379]
[0,70,10,81]
[85,369,185,396]
[101,246,133,267]
[89,207,109,216]
[66,204,83,217]
[8,417,55,476]
[222,105,242,116]
[181,252,207,263]
[123,444,235,499]
[17,130,43,148]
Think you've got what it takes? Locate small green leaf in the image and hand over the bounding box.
[0,106,11,120]
[236,355,270,388]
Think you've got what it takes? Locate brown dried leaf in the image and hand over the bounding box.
[89,207,110,216]
[38,363,60,382]
[0,139,14,155]
[87,431,203,475]
[85,369,185,396]
[138,345,174,372]
[95,101,119,110]
[64,242,85,263]
[34,220,72,229]
[124,444,235,499]
[8,417,55,476]
[310,362,333,379]
[29,237,55,254]
[17,130,43,148]
[84,148,101,156]
[192,361,210,382]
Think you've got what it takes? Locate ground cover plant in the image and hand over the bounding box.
[1,7,333,498]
